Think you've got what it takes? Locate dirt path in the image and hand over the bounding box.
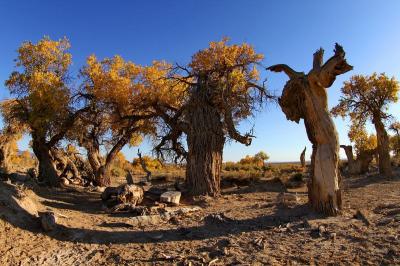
[0,172,399,265]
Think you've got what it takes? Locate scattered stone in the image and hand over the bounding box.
[204,213,234,225]
[129,214,168,227]
[40,211,57,232]
[160,191,181,205]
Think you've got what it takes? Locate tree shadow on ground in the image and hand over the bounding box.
[0,181,323,246]
[32,185,103,214]
[221,178,287,195]
[344,169,400,190]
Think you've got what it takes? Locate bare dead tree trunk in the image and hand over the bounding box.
[185,91,225,197]
[300,146,306,168]
[32,136,60,186]
[268,44,352,216]
[373,115,392,176]
[137,149,151,182]
[340,145,374,175]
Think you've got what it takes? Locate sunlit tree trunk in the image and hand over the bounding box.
[269,44,352,215]
[0,142,13,174]
[32,136,60,186]
[373,115,392,176]
[185,90,225,196]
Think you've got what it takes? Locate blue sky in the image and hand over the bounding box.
[1,1,400,162]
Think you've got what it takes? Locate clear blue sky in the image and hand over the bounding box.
[1,1,400,162]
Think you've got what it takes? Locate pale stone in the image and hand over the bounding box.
[160,191,181,205]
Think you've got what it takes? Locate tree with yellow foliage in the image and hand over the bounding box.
[332,73,399,176]
[75,55,156,186]
[4,37,87,185]
[389,121,400,160]
[151,39,271,196]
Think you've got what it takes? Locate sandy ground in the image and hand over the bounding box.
[0,171,399,265]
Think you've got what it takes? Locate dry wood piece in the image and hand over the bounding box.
[268,44,353,216]
[101,184,144,206]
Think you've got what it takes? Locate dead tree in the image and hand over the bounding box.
[268,44,353,215]
[137,149,151,182]
[300,146,306,168]
[340,145,375,175]
[50,148,82,182]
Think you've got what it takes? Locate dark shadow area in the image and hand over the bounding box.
[0,181,324,245]
[344,170,400,189]
[221,178,287,195]
[32,185,103,214]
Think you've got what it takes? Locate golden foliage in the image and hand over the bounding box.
[132,155,162,170]
[348,123,377,154]
[239,151,269,167]
[332,73,399,123]
[4,37,73,137]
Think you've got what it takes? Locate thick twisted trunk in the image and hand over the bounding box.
[270,44,352,215]
[186,94,224,197]
[373,116,392,176]
[86,146,110,187]
[32,136,59,186]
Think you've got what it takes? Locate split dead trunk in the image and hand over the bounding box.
[300,146,306,168]
[373,116,392,176]
[137,149,151,182]
[185,90,224,197]
[269,44,352,216]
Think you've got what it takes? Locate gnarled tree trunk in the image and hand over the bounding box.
[340,145,374,175]
[373,116,392,176]
[186,90,225,197]
[50,148,82,182]
[268,44,352,215]
[32,136,60,186]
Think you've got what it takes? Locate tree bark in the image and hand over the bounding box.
[32,136,60,186]
[0,142,13,174]
[269,44,352,216]
[373,116,392,176]
[340,145,374,175]
[185,90,225,197]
